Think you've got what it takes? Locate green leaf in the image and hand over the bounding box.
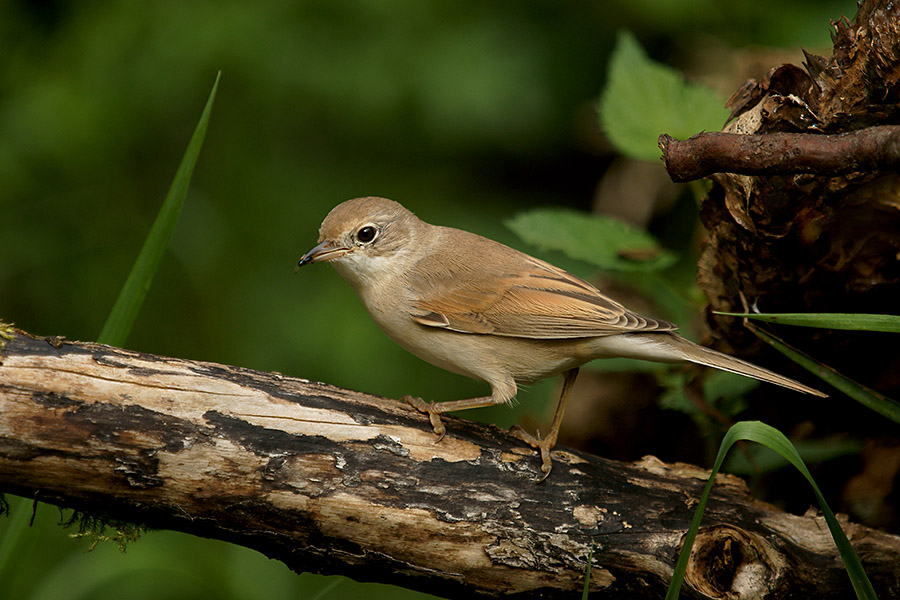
[598,30,728,161]
[714,312,900,333]
[666,421,877,600]
[505,207,676,272]
[97,73,220,346]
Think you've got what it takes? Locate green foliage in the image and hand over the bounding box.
[97,73,219,347]
[716,312,900,333]
[666,421,878,600]
[598,30,729,161]
[505,207,676,272]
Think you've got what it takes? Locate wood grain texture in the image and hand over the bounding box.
[1,328,898,599]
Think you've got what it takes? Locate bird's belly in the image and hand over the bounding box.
[359,287,601,384]
[381,320,594,384]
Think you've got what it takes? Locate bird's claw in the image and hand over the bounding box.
[403,396,446,441]
[509,426,554,481]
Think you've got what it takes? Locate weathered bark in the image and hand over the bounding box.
[1,327,898,599]
[659,126,900,183]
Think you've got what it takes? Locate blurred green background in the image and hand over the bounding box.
[1,1,848,598]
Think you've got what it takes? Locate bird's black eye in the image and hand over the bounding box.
[356,225,377,243]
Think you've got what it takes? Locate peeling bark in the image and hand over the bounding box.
[1,328,899,599]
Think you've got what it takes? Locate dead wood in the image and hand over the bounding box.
[659,126,900,183]
[1,327,899,599]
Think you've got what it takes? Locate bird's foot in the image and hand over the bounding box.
[403,396,446,442]
[509,425,555,482]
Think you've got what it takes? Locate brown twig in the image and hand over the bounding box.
[659,125,900,183]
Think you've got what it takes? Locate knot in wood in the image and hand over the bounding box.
[684,525,784,599]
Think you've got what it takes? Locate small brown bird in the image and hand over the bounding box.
[297,197,825,478]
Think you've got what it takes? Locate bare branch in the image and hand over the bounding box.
[659,125,900,182]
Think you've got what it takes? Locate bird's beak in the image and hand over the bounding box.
[295,239,351,271]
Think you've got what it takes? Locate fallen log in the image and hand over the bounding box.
[1,327,898,599]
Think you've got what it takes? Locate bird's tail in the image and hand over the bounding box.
[659,333,827,397]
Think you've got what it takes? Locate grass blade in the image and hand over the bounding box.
[746,322,900,424]
[582,542,594,600]
[97,72,220,346]
[713,312,900,333]
[666,421,877,600]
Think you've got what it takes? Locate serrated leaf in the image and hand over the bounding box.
[598,30,728,161]
[505,207,676,272]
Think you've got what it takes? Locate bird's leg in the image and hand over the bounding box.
[404,395,505,442]
[509,368,579,481]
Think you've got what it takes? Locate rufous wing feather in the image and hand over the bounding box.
[408,247,677,339]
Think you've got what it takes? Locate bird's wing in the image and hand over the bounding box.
[407,238,677,339]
